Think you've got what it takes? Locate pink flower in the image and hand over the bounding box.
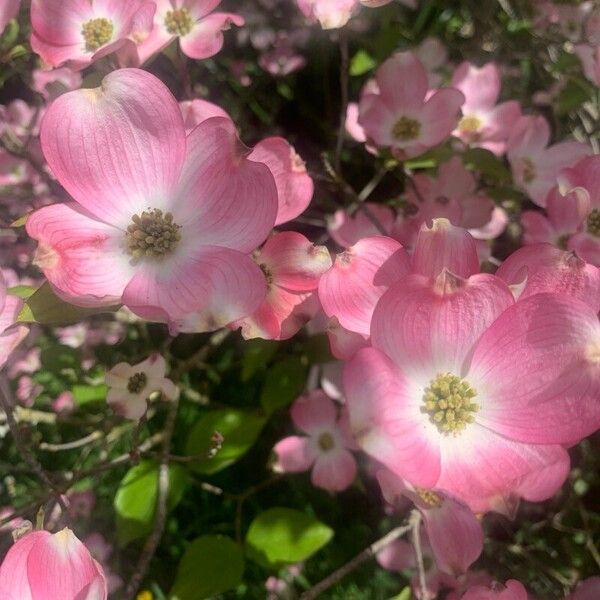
[328,203,396,248]
[179,98,230,134]
[569,577,600,600]
[132,0,244,65]
[0,528,107,600]
[451,62,521,155]
[235,232,332,340]
[273,390,358,492]
[105,354,178,420]
[84,533,122,593]
[52,391,74,413]
[0,0,19,35]
[30,0,155,70]
[259,41,306,77]
[344,279,600,505]
[26,69,277,330]
[575,44,600,86]
[507,115,590,207]
[0,272,28,370]
[358,52,464,159]
[460,579,528,600]
[32,67,82,101]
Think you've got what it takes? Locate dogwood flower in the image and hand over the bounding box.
[235,232,332,340]
[358,52,464,159]
[460,579,528,600]
[0,271,28,369]
[131,0,244,65]
[569,577,600,600]
[575,44,600,86]
[273,390,358,492]
[0,0,19,35]
[507,115,590,207]
[30,0,155,69]
[328,203,396,248]
[451,62,522,155]
[105,354,178,420]
[26,69,278,331]
[0,528,107,600]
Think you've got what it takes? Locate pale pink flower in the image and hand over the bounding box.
[344,281,599,505]
[132,0,244,65]
[576,44,600,86]
[451,62,521,155]
[377,469,484,577]
[84,533,122,594]
[0,0,19,35]
[259,41,306,76]
[235,232,332,341]
[0,528,107,600]
[0,272,28,370]
[17,375,42,406]
[30,0,155,70]
[32,67,82,101]
[507,115,590,207]
[26,69,277,330]
[273,390,358,492]
[569,577,600,600]
[52,391,74,413]
[358,52,464,159]
[105,354,178,420]
[328,203,396,248]
[179,98,230,134]
[0,508,25,534]
[460,579,528,600]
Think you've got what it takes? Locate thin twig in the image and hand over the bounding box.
[411,510,430,600]
[124,398,179,599]
[334,29,349,174]
[299,519,414,600]
[39,430,104,452]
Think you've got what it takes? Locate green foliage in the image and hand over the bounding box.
[114,460,189,546]
[169,535,244,600]
[246,507,334,568]
[350,50,377,76]
[260,356,308,414]
[185,409,266,474]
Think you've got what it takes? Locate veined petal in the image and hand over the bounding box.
[180,12,244,60]
[311,449,357,492]
[291,390,337,435]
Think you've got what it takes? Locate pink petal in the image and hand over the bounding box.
[411,218,480,279]
[512,447,570,502]
[124,246,266,327]
[74,574,108,600]
[311,449,357,491]
[423,497,483,576]
[27,528,106,600]
[328,203,396,248]
[375,52,429,112]
[376,540,415,571]
[569,232,600,267]
[469,206,509,240]
[174,117,278,253]
[419,88,465,147]
[0,296,28,369]
[291,390,337,435]
[318,236,411,336]
[546,185,590,233]
[180,12,244,60]
[461,579,529,600]
[470,293,600,445]
[26,202,133,307]
[179,98,231,133]
[40,69,186,227]
[521,210,557,245]
[31,0,91,46]
[325,317,369,360]
[343,347,441,488]
[560,155,600,207]
[0,0,19,33]
[451,61,501,111]
[273,436,317,472]
[371,273,513,377]
[345,102,367,143]
[570,577,600,600]
[249,138,314,226]
[259,231,332,292]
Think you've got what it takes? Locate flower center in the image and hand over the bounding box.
[421,372,478,435]
[164,8,193,36]
[392,116,421,141]
[458,114,483,140]
[521,157,536,184]
[81,18,114,52]
[127,372,148,394]
[318,432,335,452]
[587,208,600,237]
[126,209,182,260]
[259,262,274,286]
[415,488,443,508]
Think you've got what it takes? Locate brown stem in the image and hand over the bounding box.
[334,29,349,174]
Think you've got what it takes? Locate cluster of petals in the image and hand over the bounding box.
[451,62,521,155]
[507,114,590,207]
[105,353,178,420]
[0,527,107,600]
[358,52,465,159]
[235,232,332,341]
[273,390,358,492]
[26,68,279,332]
[0,271,28,369]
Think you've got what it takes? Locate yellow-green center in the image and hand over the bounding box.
[421,372,478,435]
[164,8,193,36]
[127,372,148,394]
[587,209,600,237]
[81,18,114,52]
[415,488,443,507]
[522,158,536,184]
[126,209,182,260]
[459,114,482,134]
[392,116,421,141]
[318,432,335,452]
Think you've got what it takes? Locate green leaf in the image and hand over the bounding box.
[260,357,307,414]
[246,508,333,568]
[7,285,36,299]
[170,535,244,600]
[17,282,120,325]
[462,148,511,183]
[557,79,593,116]
[350,50,376,76]
[72,384,108,406]
[114,460,189,546]
[40,344,80,373]
[241,339,279,381]
[185,409,265,474]
[390,587,412,600]
[404,146,453,170]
